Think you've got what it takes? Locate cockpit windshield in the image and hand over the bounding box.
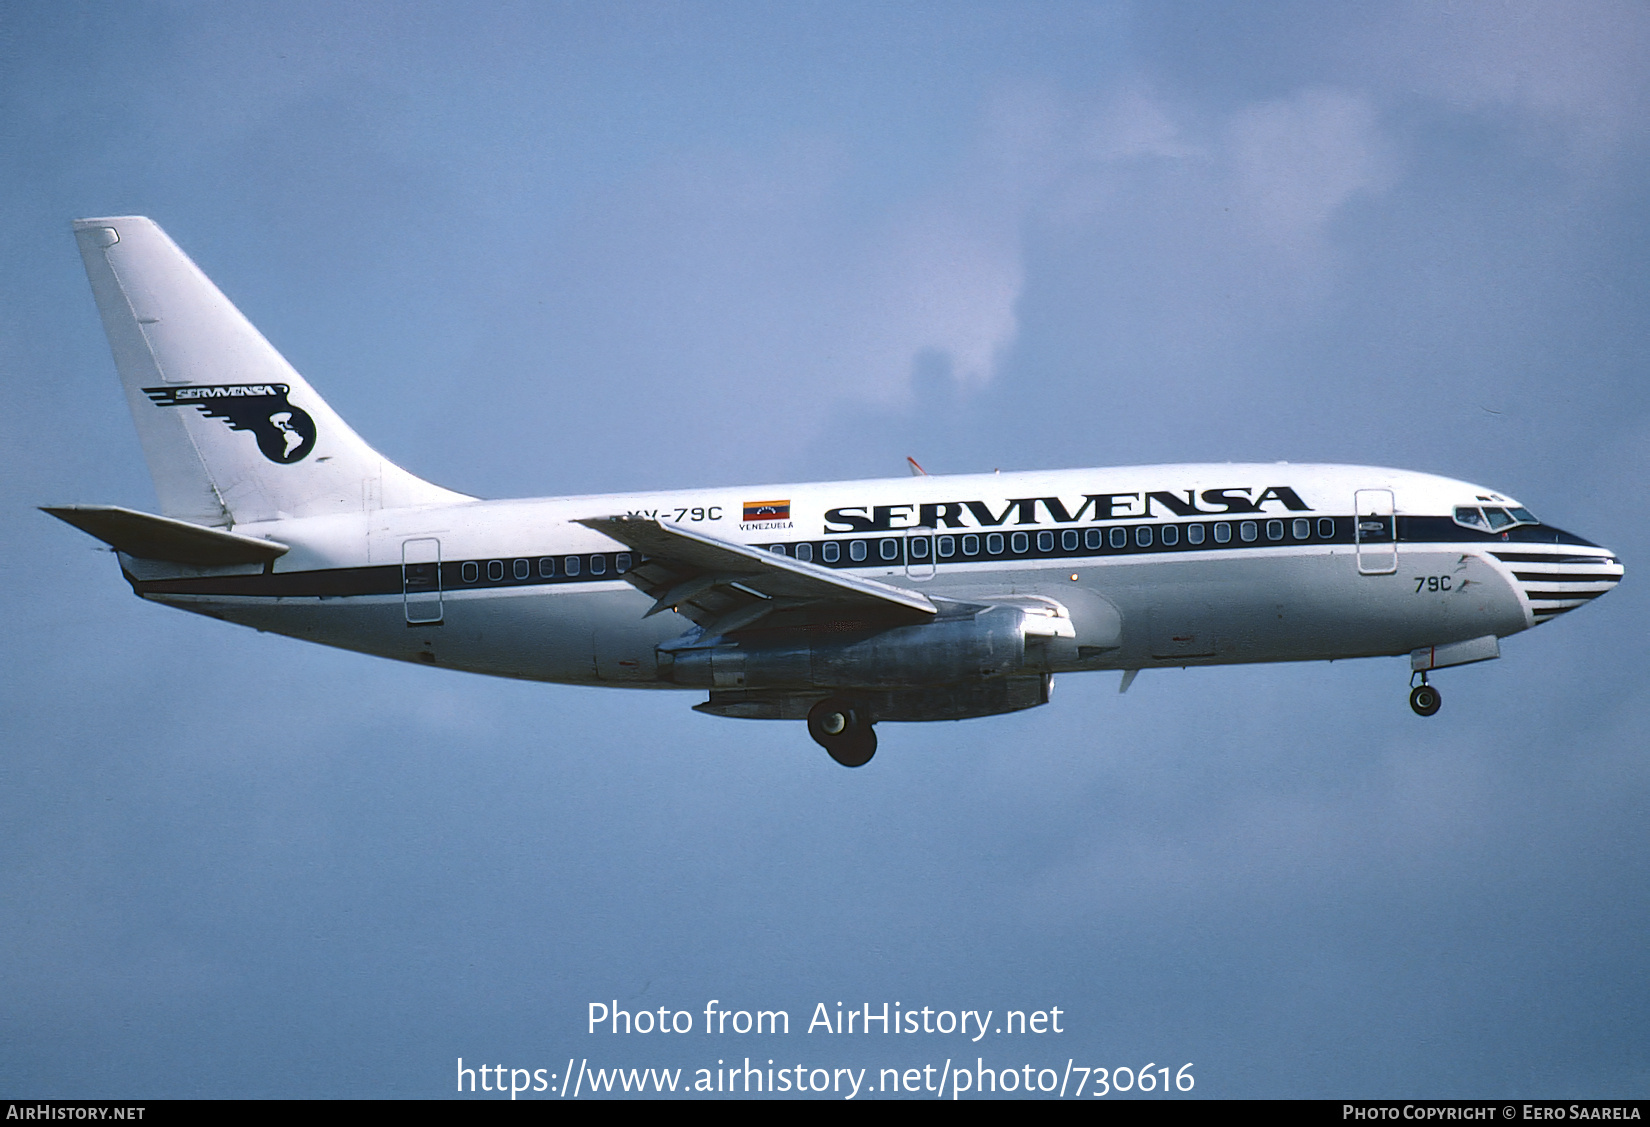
[1454,504,1539,532]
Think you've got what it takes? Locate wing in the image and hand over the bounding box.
[577,516,935,638]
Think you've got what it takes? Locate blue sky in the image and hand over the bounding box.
[2,1,1647,1098]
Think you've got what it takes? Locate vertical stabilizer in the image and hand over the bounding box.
[73,217,470,526]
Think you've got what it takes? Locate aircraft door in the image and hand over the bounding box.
[905,526,936,581]
[1354,489,1397,575]
[402,537,443,624]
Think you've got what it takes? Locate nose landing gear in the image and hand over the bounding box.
[807,697,877,767]
[1409,673,1441,717]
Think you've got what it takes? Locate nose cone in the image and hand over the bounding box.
[1500,529,1623,624]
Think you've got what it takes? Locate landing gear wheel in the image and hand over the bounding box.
[807,698,877,767]
[1409,683,1442,717]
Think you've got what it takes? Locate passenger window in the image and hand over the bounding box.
[488,560,505,581]
[1037,531,1053,552]
[1062,529,1078,551]
[1317,518,1335,538]
[1214,522,1231,544]
[770,544,786,556]
[615,553,631,572]
[795,543,812,562]
[589,555,606,575]
[962,534,980,556]
[987,533,1004,555]
[850,540,867,562]
[880,538,899,561]
[462,561,479,583]
[909,537,929,558]
[1110,527,1127,549]
[1266,520,1283,541]
[1292,519,1310,539]
[1135,526,1152,547]
[1240,521,1258,542]
[564,556,580,576]
[822,541,840,563]
[937,536,955,558]
[1187,524,1205,545]
[1161,525,1178,546]
[1086,528,1102,550]
[538,557,555,578]
[514,559,530,580]
[1011,532,1029,553]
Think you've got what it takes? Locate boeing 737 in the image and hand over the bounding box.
[47,217,1624,766]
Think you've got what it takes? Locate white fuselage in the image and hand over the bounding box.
[118,462,1620,698]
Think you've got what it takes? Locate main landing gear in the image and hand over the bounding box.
[1409,673,1442,717]
[807,697,877,767]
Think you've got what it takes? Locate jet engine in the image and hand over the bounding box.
[661,600,1074,692]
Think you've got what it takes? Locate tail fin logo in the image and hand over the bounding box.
[143,384,317,464]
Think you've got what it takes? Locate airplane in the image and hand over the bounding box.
[46,216,1624,767]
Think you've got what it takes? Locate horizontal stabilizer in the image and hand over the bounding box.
[42,505,289,566]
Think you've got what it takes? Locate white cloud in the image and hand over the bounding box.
[1082,86,1202,164]
[487,80,1402,481]
[529,104,1042,432]
[1031,83,1398,343]
[1379,0,1650,155]
[1224,87,1396,254]
[850,205,1024,395]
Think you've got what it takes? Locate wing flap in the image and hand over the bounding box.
[577,515,935,634]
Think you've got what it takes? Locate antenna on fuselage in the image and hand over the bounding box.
[906,456,928,476]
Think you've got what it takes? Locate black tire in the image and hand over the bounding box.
[827,728,877,768]
[807,698,877,767]
[1410,684,1442,717]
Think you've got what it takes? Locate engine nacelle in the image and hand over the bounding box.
[664,602,1070,691]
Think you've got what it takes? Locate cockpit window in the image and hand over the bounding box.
[1454,504,1539,532]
